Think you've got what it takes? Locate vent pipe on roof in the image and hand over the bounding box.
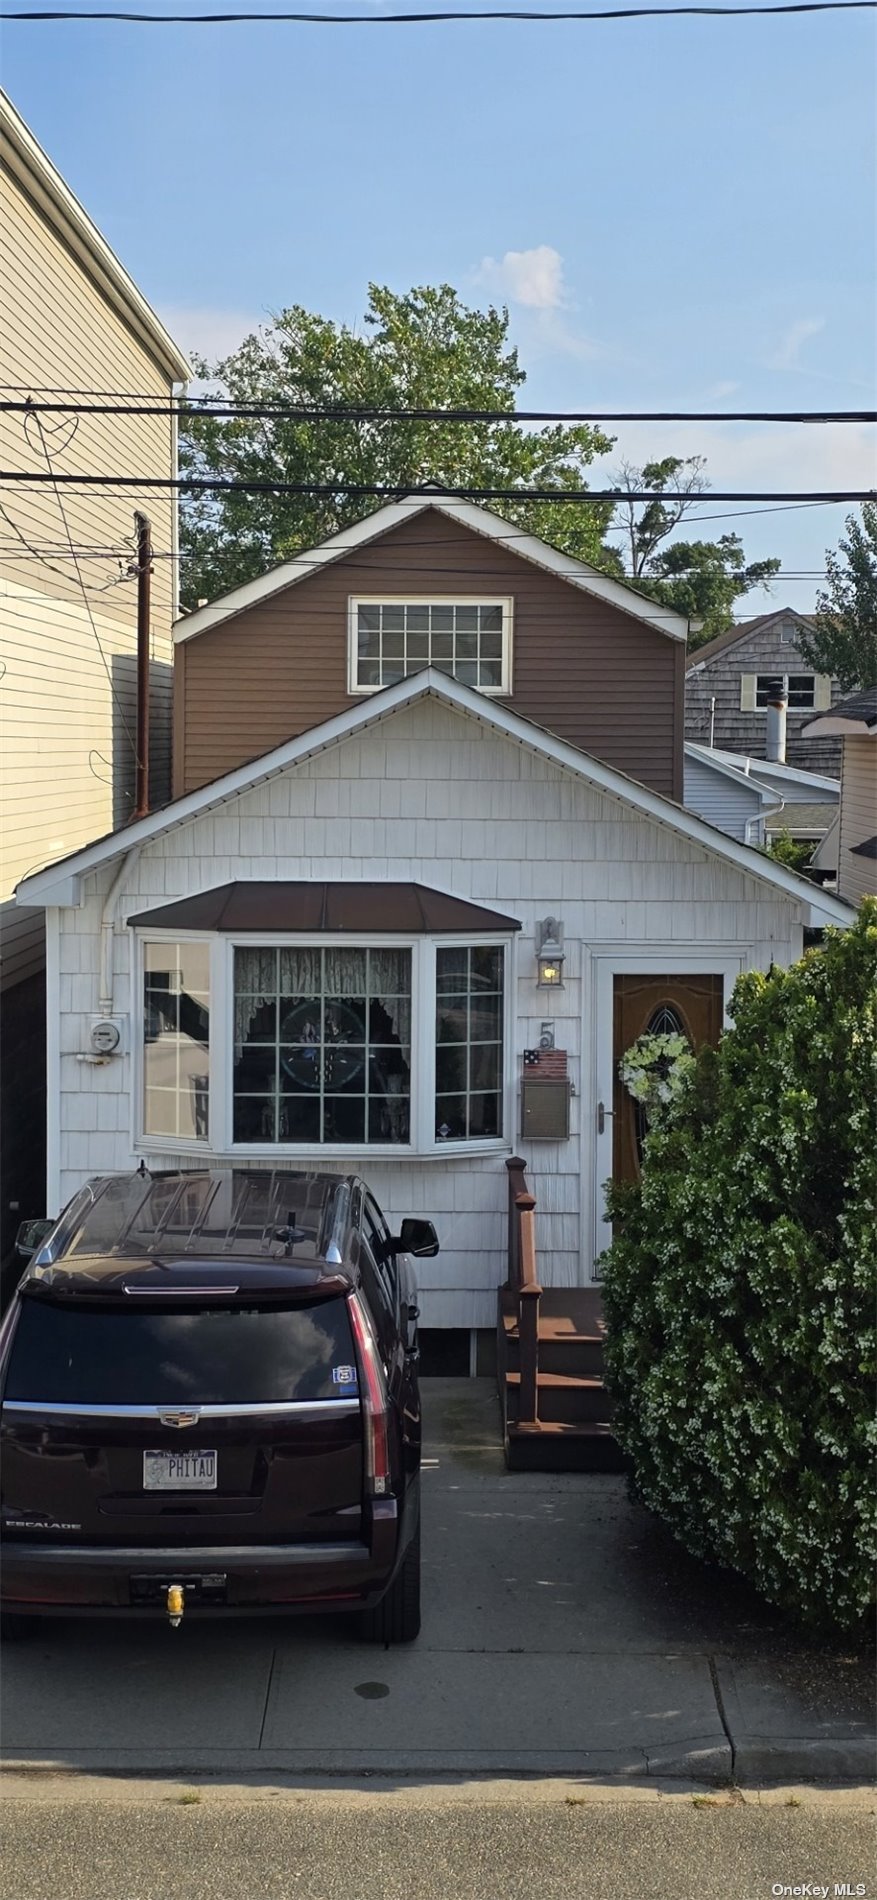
[764,677,788,764]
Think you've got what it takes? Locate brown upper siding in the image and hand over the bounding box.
[174,510,684,802]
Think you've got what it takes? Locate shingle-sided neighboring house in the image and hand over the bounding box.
[803,688,877,906]
[0,89,189,1261]
[685,609,841,773]
[16,497,851,1378]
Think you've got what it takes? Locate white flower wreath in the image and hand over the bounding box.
[619,1031,693,1115]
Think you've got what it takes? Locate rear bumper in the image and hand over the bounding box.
[1,1501,401,1617]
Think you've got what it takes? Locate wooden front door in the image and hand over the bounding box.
[612,973,724,1186]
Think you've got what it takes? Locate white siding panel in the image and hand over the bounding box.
[683,755,763,843]
[52,696,808,1325]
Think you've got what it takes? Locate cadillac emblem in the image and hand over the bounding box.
[159,1410,201,1429]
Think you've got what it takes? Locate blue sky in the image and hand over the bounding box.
[3,5,875,611]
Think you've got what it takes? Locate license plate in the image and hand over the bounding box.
[143,1449,217,1491]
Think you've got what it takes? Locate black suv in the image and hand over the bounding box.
[0,1169,437,1643]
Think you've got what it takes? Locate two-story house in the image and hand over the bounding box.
[0,90,190,1258]
[804,689,877,906]
[684,608,841,773]
[17,495,851,1400]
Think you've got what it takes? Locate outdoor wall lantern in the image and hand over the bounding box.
[535,917,565,987]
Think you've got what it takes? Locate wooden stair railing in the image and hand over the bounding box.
[505,1155,541,1429]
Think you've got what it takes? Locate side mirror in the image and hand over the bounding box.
[15,1217,54,1261]
[395,1217,440,1259]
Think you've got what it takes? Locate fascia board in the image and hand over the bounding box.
[173,495,689,646]
[16,669,854,926]
[685,744,776,805]
[0,90,191,385]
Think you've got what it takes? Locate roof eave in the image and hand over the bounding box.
[16,668,854,928]
[0,89,192,385]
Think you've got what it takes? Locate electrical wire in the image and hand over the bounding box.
[2,4,874,22]
[25,413,142,782]
[2,471,874,501]
[2,398,874,423]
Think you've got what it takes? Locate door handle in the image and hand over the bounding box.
[597,1102,614,1135]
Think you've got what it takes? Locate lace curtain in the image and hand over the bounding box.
[234,947,411,1051]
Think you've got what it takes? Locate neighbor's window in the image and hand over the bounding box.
[351,599,510,693]
[435,946,504,1141]
[754,672,816,709]
[142,940,210,1141]
[233,946,412,1145]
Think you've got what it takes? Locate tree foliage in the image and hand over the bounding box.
[798,504,877,690]
[179,284,615,608]
[601,903,877,1632]
[611,456,782,643]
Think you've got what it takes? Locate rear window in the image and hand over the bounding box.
[3,1297,359,1407]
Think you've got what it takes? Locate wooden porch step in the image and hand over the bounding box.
[504,1419,625,1473]
[505,1368,611,1426]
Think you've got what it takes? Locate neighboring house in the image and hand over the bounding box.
[17,496,851,1385]
[684,743,839,849]
[803,689,877,906]
[685,608,841,773]
[0,89,190,1259]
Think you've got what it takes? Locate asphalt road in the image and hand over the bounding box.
[1,1780,874,1900]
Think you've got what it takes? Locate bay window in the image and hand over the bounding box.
[138,933,509,1154]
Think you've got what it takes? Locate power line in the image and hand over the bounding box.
[2,4,874,21]
[1,471,874,501]
[3,398,875,423]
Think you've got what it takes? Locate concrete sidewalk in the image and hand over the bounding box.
[2,1381,874,1784]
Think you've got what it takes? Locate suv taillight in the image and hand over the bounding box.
[348,1293,390,1498]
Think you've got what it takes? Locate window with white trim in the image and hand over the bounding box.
[350,598,511,694]
[755,672,816,710]
[137,935,510,1154]
[233,946,412,1145]
[142,940,210,1141]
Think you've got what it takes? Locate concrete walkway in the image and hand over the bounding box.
[2,1381,874,1784]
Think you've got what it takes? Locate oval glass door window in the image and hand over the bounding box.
[634,1004,690,1166]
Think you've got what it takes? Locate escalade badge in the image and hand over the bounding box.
[159,1410,200,1429]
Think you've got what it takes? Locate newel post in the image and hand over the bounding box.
[505,1155,528,1291]
[516,1191,541,1428]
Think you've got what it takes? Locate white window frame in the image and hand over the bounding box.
[133,929,515,1163]
[132,929,220,1157]
[347,596,513,697]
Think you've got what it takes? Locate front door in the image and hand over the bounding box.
[612,973,724,1187]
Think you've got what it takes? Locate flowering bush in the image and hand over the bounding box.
[601,900,877,1632]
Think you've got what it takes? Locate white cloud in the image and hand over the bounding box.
[157,304,264,367]
[478,245,566,311]
[705,380,741,400]
[769,316,826,371]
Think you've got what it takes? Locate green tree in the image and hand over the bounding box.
[180,284,615,608]
[611,456,781,642]
[763,828,815,875]
[798,504,877,690]
[600,903,877,1633]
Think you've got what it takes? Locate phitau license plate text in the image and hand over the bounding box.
[143,1450,217,1491]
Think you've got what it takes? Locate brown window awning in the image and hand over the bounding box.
[127,881,522,935]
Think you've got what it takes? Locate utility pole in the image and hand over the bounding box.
[133,510,151,820]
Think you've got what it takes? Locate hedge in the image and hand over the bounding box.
[601,899,877,1632]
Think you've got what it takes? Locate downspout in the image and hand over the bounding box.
[99,847,141,1017]
[745,800,786,849]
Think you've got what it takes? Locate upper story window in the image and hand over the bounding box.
[755,673,816,710]
[740,672,830,713]
[349,598,512,695]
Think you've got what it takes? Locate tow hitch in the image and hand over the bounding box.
[129,1574,228,1618]
[166,1583,184,1628]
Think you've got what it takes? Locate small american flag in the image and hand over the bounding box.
[523,1048,568,1077]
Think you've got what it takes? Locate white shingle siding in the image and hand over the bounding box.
[51,698,804,1328]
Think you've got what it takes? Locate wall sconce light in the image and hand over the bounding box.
[535,917,565,987]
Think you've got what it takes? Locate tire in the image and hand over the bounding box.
[359,1519,421,1646]
[0,1613,37,1643]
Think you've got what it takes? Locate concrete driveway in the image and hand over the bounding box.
[2,1381,873,1784]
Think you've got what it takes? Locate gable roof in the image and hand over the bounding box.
[686,607,816,671]
[802,687,877,737]
[16,667,851,928]
[684,743,777,807]
[0,89,191,385]
[173,495,690,647]
[699,747,840,799]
